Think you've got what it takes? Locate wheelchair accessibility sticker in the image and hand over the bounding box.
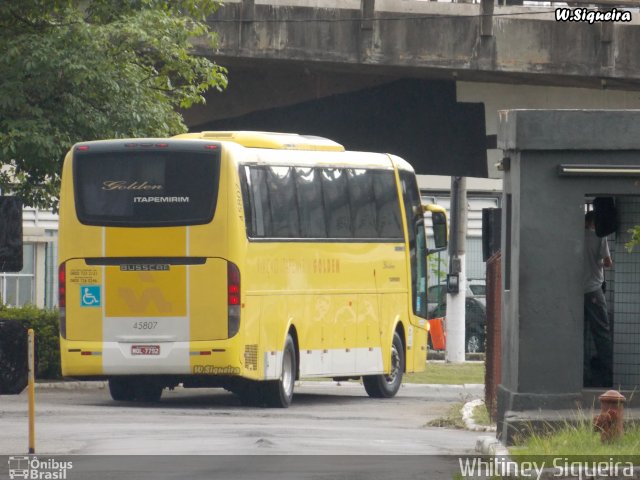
[80,285,101,307]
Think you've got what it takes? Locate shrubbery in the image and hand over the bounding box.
[0,305,61,379]
[627,225,640,252]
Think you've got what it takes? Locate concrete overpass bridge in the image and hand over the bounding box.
[185,0,640,177]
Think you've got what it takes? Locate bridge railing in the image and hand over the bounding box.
[228,0,639,11]
[398,0,640,5]
[223,0,638,43]
[229,0,639,7]
[462,0,639,6]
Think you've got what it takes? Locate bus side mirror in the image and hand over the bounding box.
[423,204,448,252]
[0,197,23,273]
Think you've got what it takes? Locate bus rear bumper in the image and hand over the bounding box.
[60,339,242,377]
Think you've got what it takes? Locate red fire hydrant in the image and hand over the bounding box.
[593,390,626,443]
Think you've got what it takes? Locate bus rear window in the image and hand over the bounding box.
[74,150,220,227]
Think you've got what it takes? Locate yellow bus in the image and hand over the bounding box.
[58,131,447,407]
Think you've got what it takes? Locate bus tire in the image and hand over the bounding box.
[134,381,163,403]
[108,378,136,402]
[363,332,404,399]
[234,380,263,406]
[264,334,296,408]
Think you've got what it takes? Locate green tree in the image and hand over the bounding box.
[0,0,227,209]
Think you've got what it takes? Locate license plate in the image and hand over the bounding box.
[131,345,160,356]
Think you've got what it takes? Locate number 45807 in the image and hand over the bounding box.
[132,321,158,330]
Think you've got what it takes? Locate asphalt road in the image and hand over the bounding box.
[1,381,485,479]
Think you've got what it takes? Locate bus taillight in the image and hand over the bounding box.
[58,263,66,339]
[227,261,241,337]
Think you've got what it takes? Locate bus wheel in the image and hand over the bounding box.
[134,381,163,403]
[234,380,263,406]
[108,378,135,402]
[363,332,404,399]
[264,334,296,408]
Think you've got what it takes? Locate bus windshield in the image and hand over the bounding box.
[73,149,220,227]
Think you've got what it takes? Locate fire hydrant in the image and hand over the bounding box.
[593,390,626,443]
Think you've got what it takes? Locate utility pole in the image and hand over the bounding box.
[445,176,467,363]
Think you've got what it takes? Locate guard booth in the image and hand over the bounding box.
[497,110,640,444]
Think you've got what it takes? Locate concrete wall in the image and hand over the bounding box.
[457,82,640,177]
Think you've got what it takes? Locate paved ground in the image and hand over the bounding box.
[2,381,482,455]
[1,381,484,479]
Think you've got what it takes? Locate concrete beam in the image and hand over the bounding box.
[568,0,640,6]
[498,109,640,151]
[201,0,640,91]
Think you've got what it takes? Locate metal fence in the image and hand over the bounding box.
[611,197,640,389]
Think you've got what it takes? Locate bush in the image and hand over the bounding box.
[627,225,640,252]
[0,305,61,379]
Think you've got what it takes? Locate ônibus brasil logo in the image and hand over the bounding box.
[8,457,73,480]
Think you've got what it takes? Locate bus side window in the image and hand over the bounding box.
[245,166,271,237]
[321,168,352,238]
[267,166,299,238]
[347,169,377,238]
[372,171,403,239]
[295,167,327,238]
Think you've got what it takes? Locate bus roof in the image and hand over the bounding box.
[173,131,345,152]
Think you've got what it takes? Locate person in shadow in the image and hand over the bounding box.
[583,211,613,388]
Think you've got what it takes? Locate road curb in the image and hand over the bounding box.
[475,434,508,456]
[462,399,497,432]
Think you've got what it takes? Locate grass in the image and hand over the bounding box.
[427,402,466,429]
[511,420,640,459]
[404,361,484,385]
[472,402,492,426]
